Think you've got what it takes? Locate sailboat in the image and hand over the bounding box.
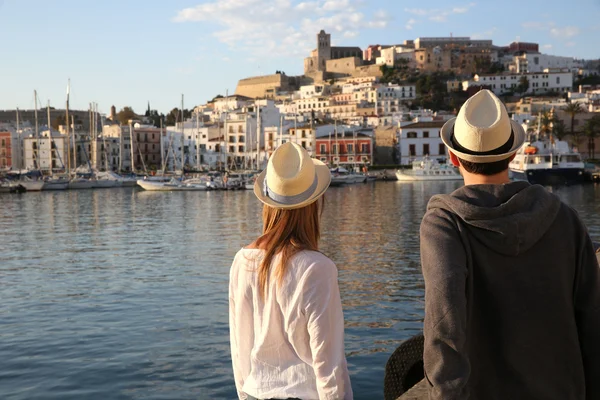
[37,94,68,190]
[15,107,44,191]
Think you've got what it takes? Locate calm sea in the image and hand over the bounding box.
[2,182,600,399]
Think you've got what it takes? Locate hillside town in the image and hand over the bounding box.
[1,30,600,176]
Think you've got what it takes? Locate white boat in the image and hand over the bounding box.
[0,180,26,193]
[509,138,584,185]
[137,177,208,191]
[42,176,70,190]
[68,177,94,190]
[330,167,367,186]
[92,171,122,188]
[20,178,45,191]
[395,157,463,181]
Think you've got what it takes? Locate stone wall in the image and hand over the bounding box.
[235,74,290,98]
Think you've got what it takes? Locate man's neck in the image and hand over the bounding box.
[459,168,511,186]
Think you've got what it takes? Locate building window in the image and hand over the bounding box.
[556,77,560,84]
[229,126,234,133]
[409,144,416,156]
[347,143,353,154]
[439,143,445,155]
[423,144,430,155]
[229,146,234,153]
[238,136,244,143]
[301,141,306,149]
[406,131,417,138]
[332,144,338,154]
[361,144,368,153]
[320,144,326,154]
[238,146,244,152]
[423,131,429,138]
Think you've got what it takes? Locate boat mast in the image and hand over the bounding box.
[46,101,52,173]
[181,94,185,175]
[16,108,21,172]
[71,115,76,172]
[129,120,135,174]
[34,90,40,172]
[195,109,199,171]
[256,101,261,170]
[159,117,164,172]
[66,80,71,173]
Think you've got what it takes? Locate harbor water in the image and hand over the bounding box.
[2,182,600,399]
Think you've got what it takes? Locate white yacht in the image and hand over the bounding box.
[509,139,584,185]
[329,167,367,186]
[395,157,463,181]
[137,177,208,191]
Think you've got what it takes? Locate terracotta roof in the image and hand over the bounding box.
[401,121,446,129]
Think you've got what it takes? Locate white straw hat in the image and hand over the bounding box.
[254,142,331,210]
[440,89,525,163]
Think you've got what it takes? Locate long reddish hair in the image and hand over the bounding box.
[253,197,324,298]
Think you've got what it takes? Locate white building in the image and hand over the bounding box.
[23,130,68,172]
[376,46,414,67]
[300,84,329,99]
[102,124,132,172]
[294,97,331,116]
[513,53,574,74]
[468,72,573,95]
[398,120,446,165]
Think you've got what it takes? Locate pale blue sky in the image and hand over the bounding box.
[1,0,598,115]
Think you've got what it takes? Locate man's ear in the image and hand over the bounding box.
[449,151,460,167]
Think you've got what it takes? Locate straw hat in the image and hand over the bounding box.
[254,142,331,210]
[440,89,525,163]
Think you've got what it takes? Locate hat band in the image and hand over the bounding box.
[264,172,318,205]
[451,127,515,156]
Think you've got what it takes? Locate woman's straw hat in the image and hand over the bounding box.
[254,142,331,210]
[440,89,525,163]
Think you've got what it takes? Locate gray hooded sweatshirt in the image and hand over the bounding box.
[420,181,600,400]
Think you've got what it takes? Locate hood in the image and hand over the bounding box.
[427,181,562,256]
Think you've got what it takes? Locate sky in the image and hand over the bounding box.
[0,0,599,116]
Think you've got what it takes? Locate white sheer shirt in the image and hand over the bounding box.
[229,248,353,400]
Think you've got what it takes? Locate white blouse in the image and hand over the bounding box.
[229,248,353,400]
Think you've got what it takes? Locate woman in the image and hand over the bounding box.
[229,142,353,400]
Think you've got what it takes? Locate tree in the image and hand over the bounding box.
[166,108,180,126]
[52,114,66,130]
[584,115,600,159]
[539,111,553,138]
[117,106,137,125]
[563,102,584,139]
[516,76,529,95]
[552,118,567,141]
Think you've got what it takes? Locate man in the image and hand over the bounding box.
[420,90,600,399]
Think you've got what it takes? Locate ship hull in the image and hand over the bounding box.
[510,168,585,185]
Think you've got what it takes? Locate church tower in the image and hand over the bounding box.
[316,30,331,71]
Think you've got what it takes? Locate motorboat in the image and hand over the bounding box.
[509,138,585,185]
[137,177,208,191]
[395,157,463,181]
[330,167,367,186]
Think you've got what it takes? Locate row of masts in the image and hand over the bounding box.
[18,89,339,175]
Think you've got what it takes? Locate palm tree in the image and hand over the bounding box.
[539,111,553,138]
[552,118,567,141]
[584,115,600,159]
[563,102,584,139]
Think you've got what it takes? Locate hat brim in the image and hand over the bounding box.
[253,158,331,210]
[440,118,526,163]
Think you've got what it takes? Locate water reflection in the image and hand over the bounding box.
[2,181,599,399]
